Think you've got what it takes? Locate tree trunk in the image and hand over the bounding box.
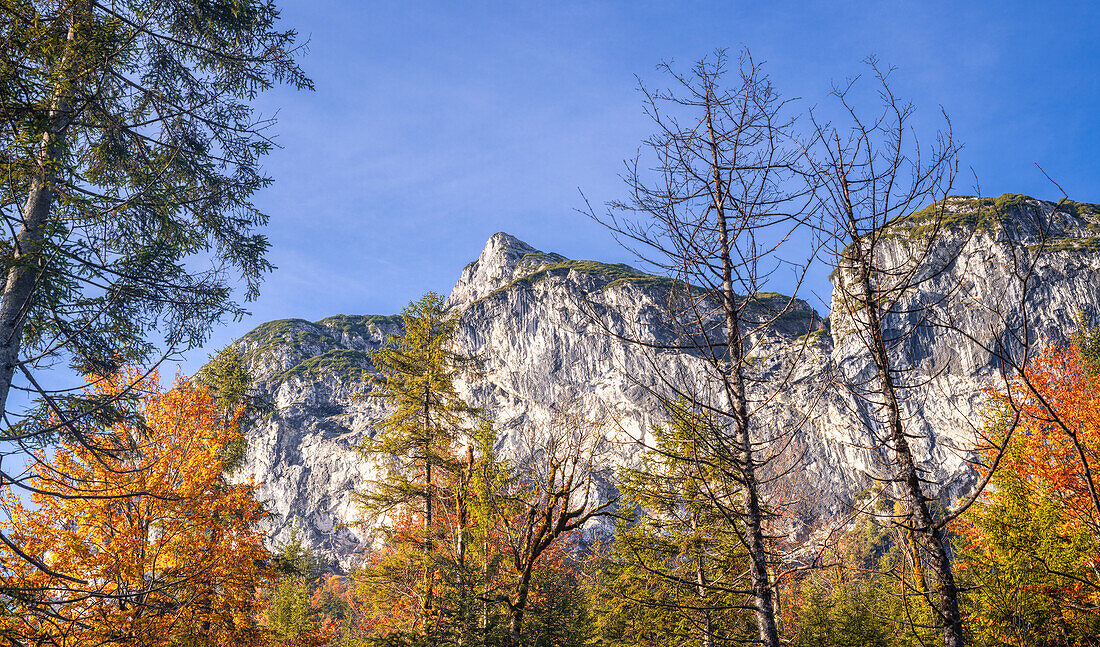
[481,555,491,646]
[736,403,781,647]
[689,510,714,647]
[458,446,472,572]
[0,5,85,417]
[423,384,434,632]
[456,446,472,647]
[508,568,533,647]
[695,554,714,647]
[707,97,781,647]
[507,598,526,646]
[507,607,524,647]
[856,255,965,647]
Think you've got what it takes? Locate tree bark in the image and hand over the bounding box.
[695,547,714,647]
[507,571,531,647]
[456,445,472,647]
[0,5,85,417]
[481,553,491,646]
[707,93,781,647]
[423,383,435,633]
[854,245,965,647]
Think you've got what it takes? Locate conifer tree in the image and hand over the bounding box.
[468,419,509,642]
[267,530,329,646]
[0,2,311,571]
[196,345,268,471]
[602,402,755,647]
[357,292,480,642]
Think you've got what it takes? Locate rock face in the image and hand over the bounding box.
[229,195,1100,569]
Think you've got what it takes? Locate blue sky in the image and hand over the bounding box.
[185,0,1099,372]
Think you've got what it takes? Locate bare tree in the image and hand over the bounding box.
[795,57,1087,646]
[588,49,819,647]
[801,58,968,647]
[493,404,615,646]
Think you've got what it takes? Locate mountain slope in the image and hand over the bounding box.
[228,196,1100,569]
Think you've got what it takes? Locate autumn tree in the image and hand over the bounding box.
[0,368,274,646]
[508,530,595,647]
[357,292,481,643]
[356,410,599,647]
[589,49,816,647]
[353,417,512,647]
[0,0,310,573]
[958,332,1100,644]
[468,420,511,641]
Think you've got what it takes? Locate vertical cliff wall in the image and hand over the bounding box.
[228,195,1100,568]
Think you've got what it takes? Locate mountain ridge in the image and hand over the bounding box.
[228,193,1100,569]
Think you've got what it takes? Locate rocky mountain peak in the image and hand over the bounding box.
[228,193,1100,569]
[445,232,566,309]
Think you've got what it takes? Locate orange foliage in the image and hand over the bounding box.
[0,368,274,647]
[955,340,1100,641]
[354,508,432,634]
[311,574,375,641]
[992,342,1100,532]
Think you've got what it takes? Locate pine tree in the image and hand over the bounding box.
[267,529,329,646]
[196,345,268,471]
[598,401,756,647]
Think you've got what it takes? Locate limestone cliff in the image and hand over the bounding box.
[228,195,1100,569]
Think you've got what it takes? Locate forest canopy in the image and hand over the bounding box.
[0,5,1096,645]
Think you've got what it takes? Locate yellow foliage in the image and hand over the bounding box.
[0,367,274,647]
